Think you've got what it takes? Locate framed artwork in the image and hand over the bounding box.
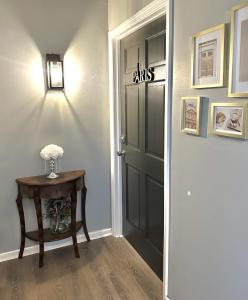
[191,24,226,88]
[210,102,248,139]
[229,3,248,97]
[181,97,202,135]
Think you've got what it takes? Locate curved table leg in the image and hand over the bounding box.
[81,177,90,242]
[71,186,80,258]
[34,189,44,268]
[16,184,25,259]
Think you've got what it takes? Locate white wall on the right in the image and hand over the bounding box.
[170,0,248,300]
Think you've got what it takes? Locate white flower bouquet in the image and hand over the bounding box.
[40,144,64,161]
[40,144,64,179]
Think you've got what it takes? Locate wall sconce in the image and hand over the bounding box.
[46,54,64,90]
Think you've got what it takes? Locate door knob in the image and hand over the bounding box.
[117,150,126,157]
[120,135,126,144]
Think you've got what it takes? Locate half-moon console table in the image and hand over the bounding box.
[16,170,90,267]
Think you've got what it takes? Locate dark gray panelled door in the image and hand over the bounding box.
[120,17,166,280]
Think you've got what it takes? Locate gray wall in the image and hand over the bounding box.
[0,0,110,254]
[170,0,248,300]
[108,1,248,300]
[108,0,153,30]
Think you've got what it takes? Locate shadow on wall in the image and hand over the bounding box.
[0,0,110,177]
[2,0,109,136]
[7,0,88,55]
[0,0,102,143]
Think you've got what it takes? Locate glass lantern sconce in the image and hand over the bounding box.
[46,54,64,90]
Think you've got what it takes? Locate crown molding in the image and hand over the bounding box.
[109,0,167,39]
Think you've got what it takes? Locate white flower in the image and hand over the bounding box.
[40,144,64,161]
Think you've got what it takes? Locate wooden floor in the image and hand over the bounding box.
[0,237,163,300]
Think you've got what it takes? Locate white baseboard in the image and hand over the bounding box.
[0,228,112,263]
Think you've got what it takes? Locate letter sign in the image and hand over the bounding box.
[132,67,155,84]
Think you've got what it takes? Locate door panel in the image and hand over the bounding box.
[121,16,166,280]
[127,165,140,229]
[152,65,167,81]
[146,176,164,253]
[147,32,166,65]
[144,153,164,181]
[146,83,165,158]
[126,86,140,148]
[125,45,139,72]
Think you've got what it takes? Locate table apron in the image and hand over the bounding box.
[20,178,84,199]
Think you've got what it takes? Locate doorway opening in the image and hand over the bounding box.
[108,0,172,298]
[120,16,166,279]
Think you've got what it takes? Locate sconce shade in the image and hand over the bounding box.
[46,54,64,90]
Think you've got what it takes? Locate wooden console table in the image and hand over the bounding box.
[16,170,90,267]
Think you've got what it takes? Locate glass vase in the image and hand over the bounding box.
[50,215,70,234]
[47,158,59,179]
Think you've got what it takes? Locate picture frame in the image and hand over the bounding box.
[191,24,226,89]
[210,101,248,139]
[229,3,248,97]
[181,97,202,135]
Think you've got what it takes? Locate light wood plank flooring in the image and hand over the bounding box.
[0,237,163,300]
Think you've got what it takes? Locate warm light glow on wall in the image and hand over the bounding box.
[30,51,83,98]
[30,54,45,94]
[64,50,82,98]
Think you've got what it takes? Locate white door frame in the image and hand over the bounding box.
[108,1,173,299]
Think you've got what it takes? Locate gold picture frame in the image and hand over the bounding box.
[228,3,248,97]
[181,97,202,135]
[191,24,226,89]
[210,101,248,139]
